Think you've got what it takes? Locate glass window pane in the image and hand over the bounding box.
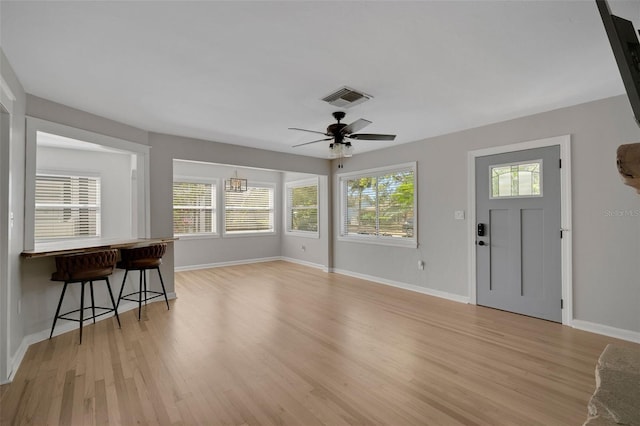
[341,167,415,240]
[225,186,274,234]
[35,174,101,239]
[287,183,318,233]
[491,161,542,198]
[172,181,216,235]
[346,177,376,235]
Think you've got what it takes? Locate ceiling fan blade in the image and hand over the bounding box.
[349,133,396,141]
[292,138,333,148]
[288,127,328,136]
[341,119,372,135]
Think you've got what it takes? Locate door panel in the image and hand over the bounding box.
[476,146,562,322]
[521,208,543,298]
[489,209,510,292]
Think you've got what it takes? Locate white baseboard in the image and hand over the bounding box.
[174,257,282,272]
[280,257,328,272]
[332,268,470,304]
[571,319,640,344]
[4,292,176,384]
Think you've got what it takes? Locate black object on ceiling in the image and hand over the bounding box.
[289,111,396,149]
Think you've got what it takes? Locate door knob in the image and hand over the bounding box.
[478,240,488,246]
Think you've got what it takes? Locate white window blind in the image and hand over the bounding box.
[286,181,318,234]
[35,174,101,240]
[225,185,274,234]
[340,165,415,244]
[173,181,216,235]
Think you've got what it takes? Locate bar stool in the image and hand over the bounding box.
[116,243,169,320]
[50,249,121,344]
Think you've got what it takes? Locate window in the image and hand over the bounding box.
[286,179,319,235]
[173,180,216,236]
[35,173,101,240]
[339,163,416,246]
[490,160,542,198]
[225,184,275,234]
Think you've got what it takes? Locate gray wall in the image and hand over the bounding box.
[1,47,27,382]
[332,95,640,333]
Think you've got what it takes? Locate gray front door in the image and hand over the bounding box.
[476,146,562,322]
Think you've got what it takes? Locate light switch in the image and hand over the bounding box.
[454,210,465,220]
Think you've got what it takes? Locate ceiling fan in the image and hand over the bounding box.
[289,111,396,153]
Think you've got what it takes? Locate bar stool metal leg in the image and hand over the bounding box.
[116,269,129,310]
[90,280,97,324]
[138,271,143,320]
[105,277,121,329]
[79,281,86,344]
[144,271,148,306]
[157,267,170,310]
[50,282,69,339]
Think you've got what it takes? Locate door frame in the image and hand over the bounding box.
[1,74,16,383]
[467,135,573,325]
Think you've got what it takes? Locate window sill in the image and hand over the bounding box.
[223,231,277,238]
[284,231,320,239]
[337,235,417,248]
[175,233,219,241]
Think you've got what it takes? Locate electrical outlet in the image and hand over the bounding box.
[418,260,425,270]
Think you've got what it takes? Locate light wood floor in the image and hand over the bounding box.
[1,261,636,425]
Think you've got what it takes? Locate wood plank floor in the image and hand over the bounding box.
[1,261,637,425]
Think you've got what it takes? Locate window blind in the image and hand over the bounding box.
[35,174,101,239]
[286,183,318,233]
[173,181,216,235]
[341,167,415,240]
[225,186,274,233]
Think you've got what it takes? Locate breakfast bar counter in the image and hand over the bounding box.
[21,237,176,259]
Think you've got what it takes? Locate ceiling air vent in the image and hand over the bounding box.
[321,86,372,108]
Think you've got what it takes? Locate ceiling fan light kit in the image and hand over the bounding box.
[328,142,354,159]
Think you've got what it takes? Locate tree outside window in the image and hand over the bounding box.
[287,180,318,234]
[342,166,415,243]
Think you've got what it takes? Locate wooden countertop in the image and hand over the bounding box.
[21,237,177,259]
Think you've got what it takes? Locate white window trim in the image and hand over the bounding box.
[337,162,417,248]
[172,175,219,240]
[223,181,277,238]
[285,177,319,239]
[25,117,150,251]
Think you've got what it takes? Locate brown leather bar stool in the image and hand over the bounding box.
[50,249,121,344]
[116,243,169,320]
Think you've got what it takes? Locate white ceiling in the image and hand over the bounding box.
[1,1,638,158]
